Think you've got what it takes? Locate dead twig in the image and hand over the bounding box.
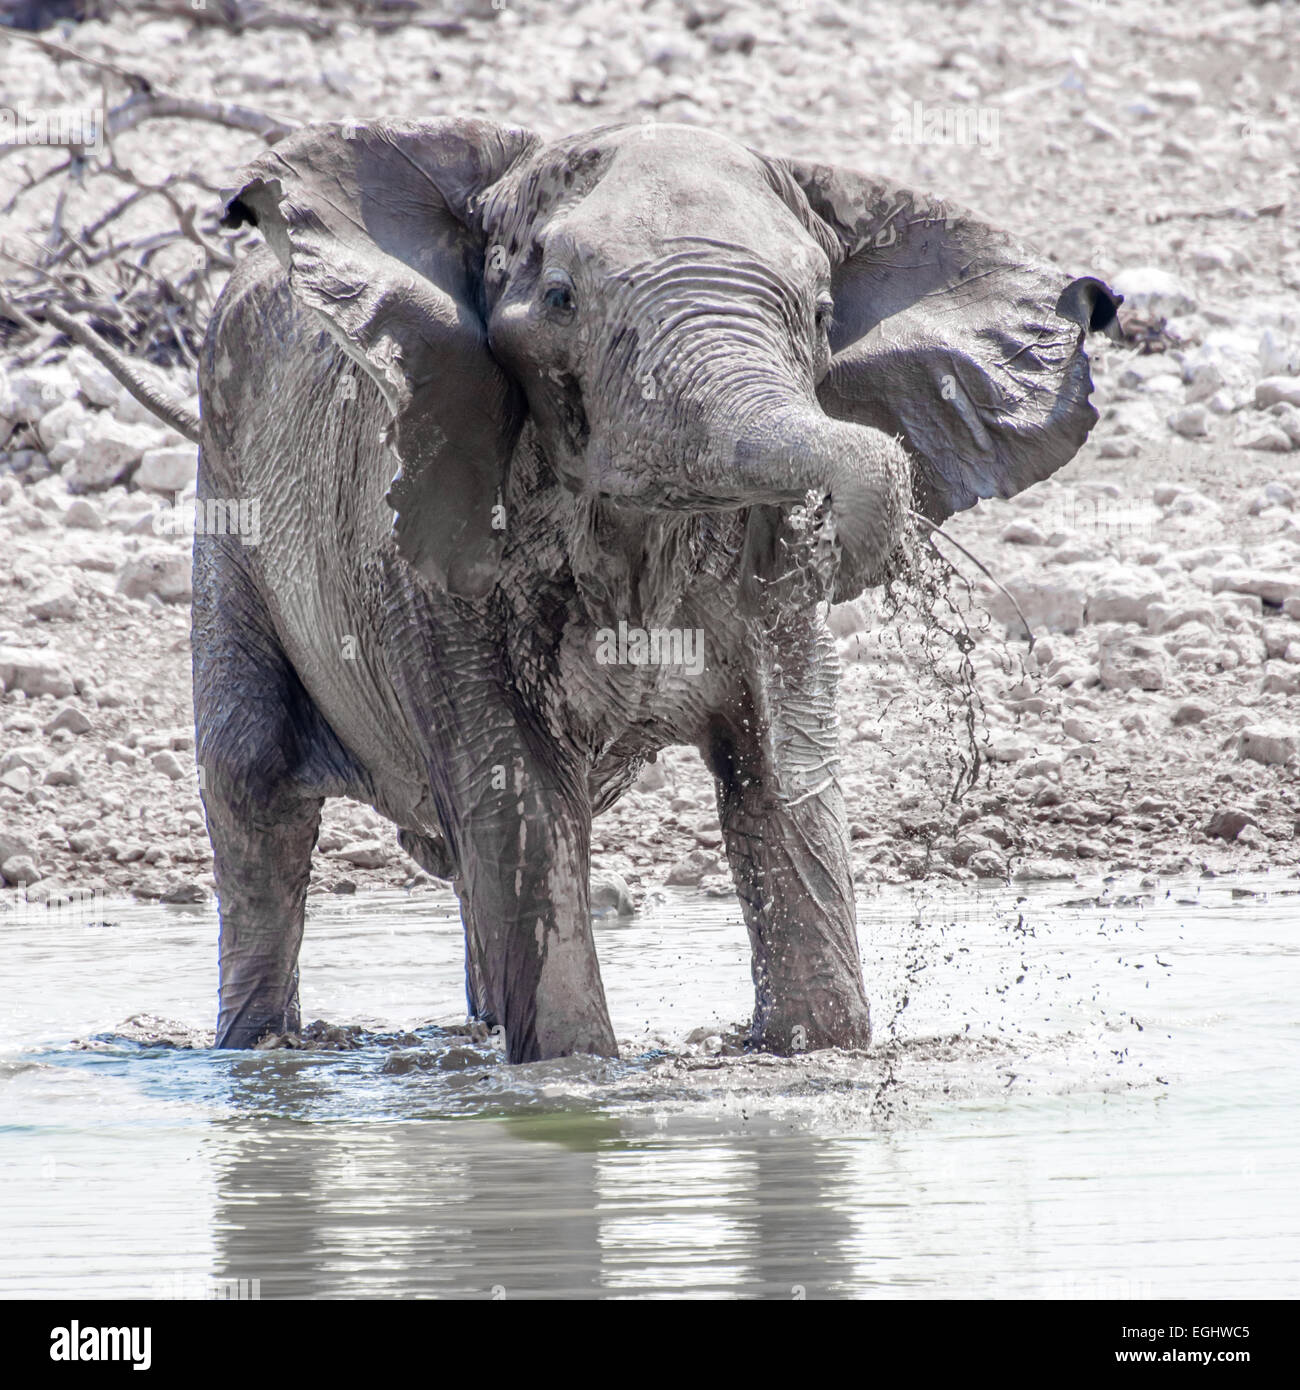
[42,303,201,442]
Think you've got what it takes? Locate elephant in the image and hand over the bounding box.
[158,116,1117,1064]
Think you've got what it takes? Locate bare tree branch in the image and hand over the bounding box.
[43,303,201,442]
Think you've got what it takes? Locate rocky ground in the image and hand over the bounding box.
[1,0,1298,910]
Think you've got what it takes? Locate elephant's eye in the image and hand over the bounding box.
[815,296,835,332]
[541,272,576,318]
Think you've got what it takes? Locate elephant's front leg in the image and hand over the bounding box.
[706,624,871,1054]
[455,751,617,1064]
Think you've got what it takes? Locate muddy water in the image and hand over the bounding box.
[1,875,1297,1299]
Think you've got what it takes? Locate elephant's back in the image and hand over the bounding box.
[197,249,438,823]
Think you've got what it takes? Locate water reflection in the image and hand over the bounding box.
[206,1112,877,1299]
[3,876,1298,1298]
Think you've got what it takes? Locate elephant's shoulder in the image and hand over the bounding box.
[204,247,316,359]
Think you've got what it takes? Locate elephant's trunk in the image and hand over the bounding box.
[594,399,912,588]
[729,405,912,584]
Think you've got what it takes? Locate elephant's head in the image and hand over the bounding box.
[224,119,1118,600]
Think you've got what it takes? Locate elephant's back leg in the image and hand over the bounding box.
[192,523,352,1047]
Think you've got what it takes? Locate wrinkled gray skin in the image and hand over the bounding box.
[196,119,1116,1062]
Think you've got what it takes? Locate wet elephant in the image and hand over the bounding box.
[187,118,1116,1061]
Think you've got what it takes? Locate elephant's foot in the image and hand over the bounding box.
[749,985,872,1055]
[512,1013,619,1065]
[215,984,302,1049]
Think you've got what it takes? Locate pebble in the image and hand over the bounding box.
[0,830,38,863]
[1240,425,1294,453]
[116,550,193,604]
[135,445,199,494]
[160,878,207,905]
[150,750,187,780]
[1254,376,1300,409]
[1002,520,1046,545]
[1204,809,1255,842]
[1098,631,1167,691]
[1237,724,1297,767]
[66,348,121,409]
[334,840,390,869]
[1086,576,1167,626]
[967,849,1006,878]
[63,498,104,530]
[0,646,77,699]
[665,849,719,886]
[1167,404,1209,438]
[983,576,1085,637]
[1111,266,1196,318]
[43,705,92,736]
[590,871,636,917]
[0,855,41,886]
[64,420,165,493]
[26,580,81,622]
[1210,569,1300,606]
[1012,859,1076,882]
[1171,700,1211,726]
[42,753,82,787]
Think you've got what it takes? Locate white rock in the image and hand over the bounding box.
[1210,569,1300,606]
[1146,601,1219,634]
[150,750,187,780]
[1167,404,1209,438]
[135,445,198,494]
[1002,520,1045,545]
[1012,859,1076,882]
[116,549,192,604]
[37,398,90,447]
[1111,266,1196,319]
[65,420,164,492]
[1184,362,1225,403]
[1098,437,1139,459]
[0,745,48,774]
[48,437,85,468]
[43,753,82,787]
[1269,403,1300,446]
[988,735,1032,763]
[334,840,390,869]
[1098,631,1167,691]
[983,576,1085,636]
[1255,376,1300,409]
[1237,724,1298,767]
[26,581,80,622]
[1249,482,1296,515]
[1261,662,1300,695]
[4,364,78,424]
[1086,576,1167,625]
[1148,79,1201,105]
[1118,354,1178,389]
[1240,425,1294,453]
[1162,620,1216,654]
[1166,491,1220,517]
[63,498,103,530]
[0,645,77,698]
[44,704,92,736]
[66,348,121,408]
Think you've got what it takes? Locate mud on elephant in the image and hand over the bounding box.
[169,117,1117,1062]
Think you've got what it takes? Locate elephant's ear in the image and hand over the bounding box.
[223,118,540,596]
[769,159,1120,524]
